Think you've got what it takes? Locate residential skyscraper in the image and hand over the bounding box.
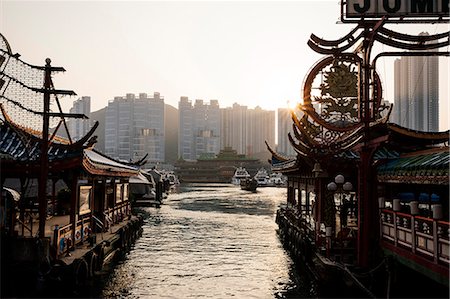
[277,108,297,157]
[68,96,91,141]
[221,103,275,156]
[246,106,275,156]
[178,98,221,160]
[221,103,248,155]
[392,32,439,132]
[105,92,165,164]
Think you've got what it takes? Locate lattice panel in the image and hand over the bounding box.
[0,42,62,129]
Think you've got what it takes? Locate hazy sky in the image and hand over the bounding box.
[1,0,449,129]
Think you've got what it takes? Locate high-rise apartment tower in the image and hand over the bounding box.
[105,92,165,164]
[392,32,439,132]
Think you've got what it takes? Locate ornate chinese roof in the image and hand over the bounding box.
[377,147,449,185]
[0,105,137,177]
[0,105,83,162]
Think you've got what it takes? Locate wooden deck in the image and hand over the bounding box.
[14,213,137,263]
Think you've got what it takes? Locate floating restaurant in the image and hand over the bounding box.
[174,146,264,183]
[271,2,449,297]
[0,34,144,297]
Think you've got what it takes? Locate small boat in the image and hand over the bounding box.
[129,171,161,208]
[254,167,270,187]
[268,172,287,187]
[240,177,258,192]
[231,167,251,185]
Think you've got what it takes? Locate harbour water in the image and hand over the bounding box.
[99,184,313,298]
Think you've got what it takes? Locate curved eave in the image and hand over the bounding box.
[292,124,314,150]
[83,149,138,177]
[0,104,69,144]
[265,140,290,162]
[288,133,309,157]
[271,159,300,173]
[387,123,450,143]
[0,104,98,149]
[291,111,318,146]
[82,158,138,177]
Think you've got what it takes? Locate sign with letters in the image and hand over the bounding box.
[344,0,449,22]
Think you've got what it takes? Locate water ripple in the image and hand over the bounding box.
[102,184,311,298]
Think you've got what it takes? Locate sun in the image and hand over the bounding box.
[287,100,299,111]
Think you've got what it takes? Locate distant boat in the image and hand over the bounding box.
[268,172,287,187]
[129,171,161,208]
[161,170,180,192]
[254,167,270,187]
[231,167,251,185]
[240,177,258,192]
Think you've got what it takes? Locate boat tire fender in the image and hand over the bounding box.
[73,258,89,287]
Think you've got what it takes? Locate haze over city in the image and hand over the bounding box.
[1,0,449,129]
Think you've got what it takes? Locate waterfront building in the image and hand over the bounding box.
[271,17,449,298]
[392,32,439,131]
[105,92,165,165]
[68,96,91,141]
[221,103,275,156]
[174,147,263,183]
[178,97,221,160]
[0,37,143,297]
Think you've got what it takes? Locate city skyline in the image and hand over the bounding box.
[1,1,448,130]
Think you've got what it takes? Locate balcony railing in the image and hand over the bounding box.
[380,209,449,266]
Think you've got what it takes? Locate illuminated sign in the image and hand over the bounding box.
[344,0,449,22]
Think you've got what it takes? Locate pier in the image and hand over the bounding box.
[0,34,146,297]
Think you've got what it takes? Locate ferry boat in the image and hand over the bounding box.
[231,167,251,185]
[254,167,270,186]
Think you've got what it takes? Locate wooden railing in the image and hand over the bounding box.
[103,201,131,228]
[380,209,449,265]
[54,216,92,258]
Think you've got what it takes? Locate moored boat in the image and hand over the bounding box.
[231,167,251,185]
[254,167,270,187]
[268,172,287,187]
[129,171,160,207]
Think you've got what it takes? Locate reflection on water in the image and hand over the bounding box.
[101,184,312,298]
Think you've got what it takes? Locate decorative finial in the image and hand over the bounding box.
[45,58,51,65]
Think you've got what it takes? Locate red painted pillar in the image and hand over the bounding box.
[357,147,376,267]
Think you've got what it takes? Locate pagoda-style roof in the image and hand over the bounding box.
[0,106,82,162]
[83,149,138,177]
[377,147,449,185]
[0,106,137,177]
[387,122,450,145]
[271,119,448,175]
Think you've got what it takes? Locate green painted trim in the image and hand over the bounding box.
[383,248,449,287]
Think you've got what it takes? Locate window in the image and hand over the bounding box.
[79,186,92,215]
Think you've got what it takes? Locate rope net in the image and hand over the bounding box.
[0,43,63,129]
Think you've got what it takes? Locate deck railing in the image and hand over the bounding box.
[53,201,130,258]
[380,209,449,266]
[104,201,131,229]
[54,216,92,257]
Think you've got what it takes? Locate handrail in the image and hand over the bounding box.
[380,208,449,265]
